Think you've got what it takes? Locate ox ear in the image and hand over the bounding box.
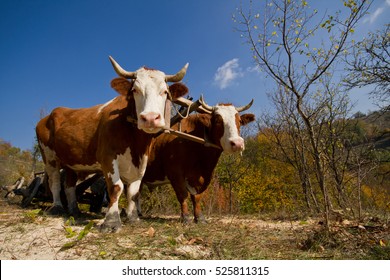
[111,77,133,96]
[168,83,189,100]
[240,113,255,126]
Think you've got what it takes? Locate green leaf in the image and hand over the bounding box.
[65,227,77,238]
[65,216,75,226]
[60,241,76,251]
[77,221,94,241]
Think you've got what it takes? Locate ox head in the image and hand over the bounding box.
[199,96,255,153]
[109,56,189,133]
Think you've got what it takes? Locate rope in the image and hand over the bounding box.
[171,102,191,119]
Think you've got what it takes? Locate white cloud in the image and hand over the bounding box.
[246,65,261,73]
[214,58,243,89]
[363,7,384,24]
[387,0,390,6]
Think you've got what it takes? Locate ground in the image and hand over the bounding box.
[0,190,389,260]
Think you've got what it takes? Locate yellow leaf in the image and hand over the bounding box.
[379,239,386,247]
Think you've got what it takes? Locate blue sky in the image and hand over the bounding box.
[0,0,389,151]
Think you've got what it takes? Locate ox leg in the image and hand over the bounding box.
[135,184,143,217]
[101,164,123,233]
[172,185,191,224]
[124,180,141,223]
[180,199,192,224]
[191,194,206,224]
[64,169,81,217]
[46,163,66,215]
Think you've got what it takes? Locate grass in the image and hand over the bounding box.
[1,190,389,260]
[55,214,385,260]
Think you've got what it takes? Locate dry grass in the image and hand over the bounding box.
[0,190,389,260]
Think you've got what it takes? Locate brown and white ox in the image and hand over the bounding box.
[36,56,189,232]
[139,97,255,223]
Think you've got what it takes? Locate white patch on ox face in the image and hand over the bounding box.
[132,68,169,133]
[214,105,245,153]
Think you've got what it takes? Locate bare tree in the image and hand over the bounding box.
[261,88,320,212]
[344,24,390,112]
[236,0,370,227]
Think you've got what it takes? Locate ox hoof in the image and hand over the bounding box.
[181,214,192,225]
[100,212,122,233]
[124,216,141,224]
[121,208,140,223]
[195,215,207,224]
[69,208,81,218]
[100,221,122,233]
[68,207,82,218]
[47,205,66,216]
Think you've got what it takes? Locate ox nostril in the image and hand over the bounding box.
[140,115,148,122]
[230,139,244,151]
[140,113,162,127]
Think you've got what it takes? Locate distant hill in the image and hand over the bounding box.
[353,110,390,150]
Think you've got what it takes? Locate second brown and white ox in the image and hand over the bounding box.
[139,97,255,223]
[36,56,189,232]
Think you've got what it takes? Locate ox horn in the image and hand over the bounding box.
[165,63,189,82]
[236,99,254,112]
[109,56,137,79]
[199,94,214,112]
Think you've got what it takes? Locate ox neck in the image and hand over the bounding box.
[203,126,221,150]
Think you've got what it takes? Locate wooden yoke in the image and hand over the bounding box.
[127,96,220,149]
